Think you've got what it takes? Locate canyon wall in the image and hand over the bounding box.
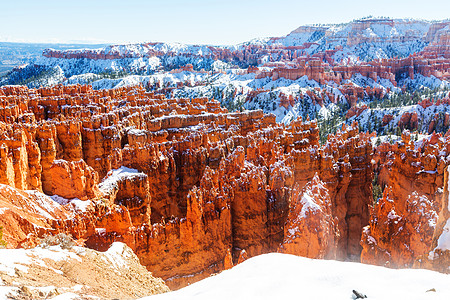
[361,131,446,267]
[0,84,375,289]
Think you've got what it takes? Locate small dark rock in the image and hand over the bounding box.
[353,289,367,299]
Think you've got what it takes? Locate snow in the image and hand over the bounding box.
[58,61,448,129]
[371,135,402,147]
[25,190,61,216]
[0,186,60,220]
[0,248,31,276]
[49,194,91,212]
[143,253,450,300]
[95,228,106,235]
[387,209,401,222]
[2,19,449,134]
[299,193,322,218]
[50,194,71,205]
[70,199,91,213]
[0,286,18,299]
[99,166,146,193]
[50,292,81,300]
[28,47,446,128]
[270,18,432,62]
[0,244,138,298]
[0,246,81,278]
[448,165,450,212]
[102,242,133,271]
[436,219,450,251]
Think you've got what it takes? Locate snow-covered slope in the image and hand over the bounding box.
[0,242,169,299]
[5,17,447,81]
[144,253,450,300]
[271,18,436,61]
[2,17,449,137]
[61,68,450,125]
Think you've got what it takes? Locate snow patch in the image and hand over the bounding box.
[436,219,450,251]
[299,193,322,218]
[70,199,91,213]
[49,195,91,212]
[99,166,146,194]
[103,242,133,272]
[448,165,450,212]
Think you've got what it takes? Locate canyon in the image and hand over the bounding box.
[36,19,450,88]
[1,83,449,290]
[1,17,450,295]
[4,18,450,138]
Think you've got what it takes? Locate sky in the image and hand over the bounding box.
[1,0,449,45]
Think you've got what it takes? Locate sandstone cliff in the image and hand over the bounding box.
[361,131,445,267]
[414,164,450,273]
[0,84,374,289]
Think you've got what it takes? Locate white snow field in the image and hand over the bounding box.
[144,253,450,300]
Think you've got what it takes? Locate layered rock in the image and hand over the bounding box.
[0,242,170,299]
[49,159,100,200]
[279,174,338,258]
[398,112,419,131]
[0,184,96,248]
[0,84,375,289]
[361,131,446,267]
[414,165,450,273]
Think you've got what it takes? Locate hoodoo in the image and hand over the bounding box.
[1,16,450,297]
[0,84,376,288]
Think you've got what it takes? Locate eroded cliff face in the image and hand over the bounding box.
[413,164,450,273]
[361,131,445,267]
[0,84,375,289]
[279,174,338,258]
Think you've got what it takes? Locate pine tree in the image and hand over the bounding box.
[0,226,6,248]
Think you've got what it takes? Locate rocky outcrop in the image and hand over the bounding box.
[0,242,170,299]
[0,84,375,289]
[361,131,446,267]
[361,187,438,267]
[30,18,449,92]
[49,159,100,200]
[414,164,450,273]
[346,105,368,119]
[398,112,419,130]
[2,19,450,284]
[0,184,96,248]
[279,174,338,258]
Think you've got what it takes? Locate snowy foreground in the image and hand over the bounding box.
[144,253,450,300]
[0,242,169,299]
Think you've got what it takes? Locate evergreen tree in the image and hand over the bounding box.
[0,226,6,248]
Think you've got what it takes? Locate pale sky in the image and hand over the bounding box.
[1,0,449,45]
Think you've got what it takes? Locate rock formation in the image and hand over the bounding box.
[0,84,376,289]
[414,164,450,273]
[33,18,450,92]
[1,18,450,286]
[50,159,100,200]
[0,241,170,299]
[279,174,338,258]
[361,131,445,267]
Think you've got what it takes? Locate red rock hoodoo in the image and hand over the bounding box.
[361,131,446,267]
[0,84,376,289]
[414,164,450,273]
[279,174,338,258]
